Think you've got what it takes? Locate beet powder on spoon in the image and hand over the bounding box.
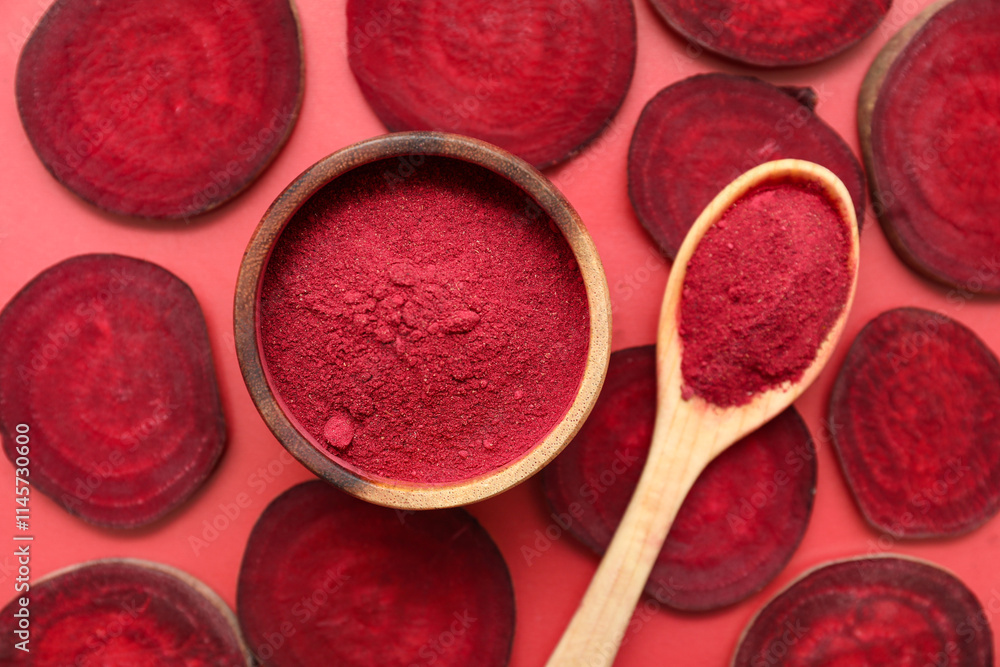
[679,180,852,407]
[259,156,590,484]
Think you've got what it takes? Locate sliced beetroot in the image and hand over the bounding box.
[0,559,250,665]
[859,0,1000,292]
[830,307,1000,538]
[237,480,515,666]
[649,0,889,67]
[629,74,865,259]
[542,346,816,611]
[0,255,226,529]
[733,556,994,666]
[346,0,635,168]
[16,0,302,219]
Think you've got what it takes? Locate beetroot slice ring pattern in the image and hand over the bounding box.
[732,556,993,666]
[346,0,636,169]
[543,346,817,611]
[0,255,226,529]
[829,308,1000,538]
[649,0,890,67]
[15,0,302,219]
[860,0,1000,292]
[0,559,251,665]
[237,480,515,666]
[629,74,865,259]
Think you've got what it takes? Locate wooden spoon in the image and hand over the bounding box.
[546,159,860,667]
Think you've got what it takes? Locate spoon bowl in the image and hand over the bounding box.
[546,159,860,666]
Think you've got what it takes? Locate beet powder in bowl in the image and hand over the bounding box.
[235,132,610,508]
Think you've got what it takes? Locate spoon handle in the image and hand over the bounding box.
[545,402,715,667]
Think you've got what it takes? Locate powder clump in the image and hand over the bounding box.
[259,157,590,483]
[679,182,851,407]
[323,412,355,452]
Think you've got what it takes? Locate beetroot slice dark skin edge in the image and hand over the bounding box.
[0,254,226,529]
[649,0,890,67]
[0,559,251,665]
[859,0,1000,292]
[542,345,817,611]
[347,0,636,169]
[237,480,515,666]
[732,556,994,666]
[16,0,302,219]
[629,74,866,259]
[829,307,1000,538]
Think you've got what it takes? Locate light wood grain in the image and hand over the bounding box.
[546,160,860,667]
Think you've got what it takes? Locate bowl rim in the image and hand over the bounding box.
[234,131,611,509]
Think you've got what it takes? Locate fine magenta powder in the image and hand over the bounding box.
[259,156,590,483]
[679,181,851,407]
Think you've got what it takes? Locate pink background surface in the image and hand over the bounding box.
[2,0,999,664]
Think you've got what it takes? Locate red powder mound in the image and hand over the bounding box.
[543,346,816,611]
[0,255,226,529]
[629,74,866,259]
[0,559,249,665]
[649,0,889,66]
[237,481,515,666]
[259,156,590,484]
[830,308,1000,538]
[679,181,852,407]
[346,0,635,168]
[16,0,301,219]
[732,557,994,666]
[864,0,1000,292]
